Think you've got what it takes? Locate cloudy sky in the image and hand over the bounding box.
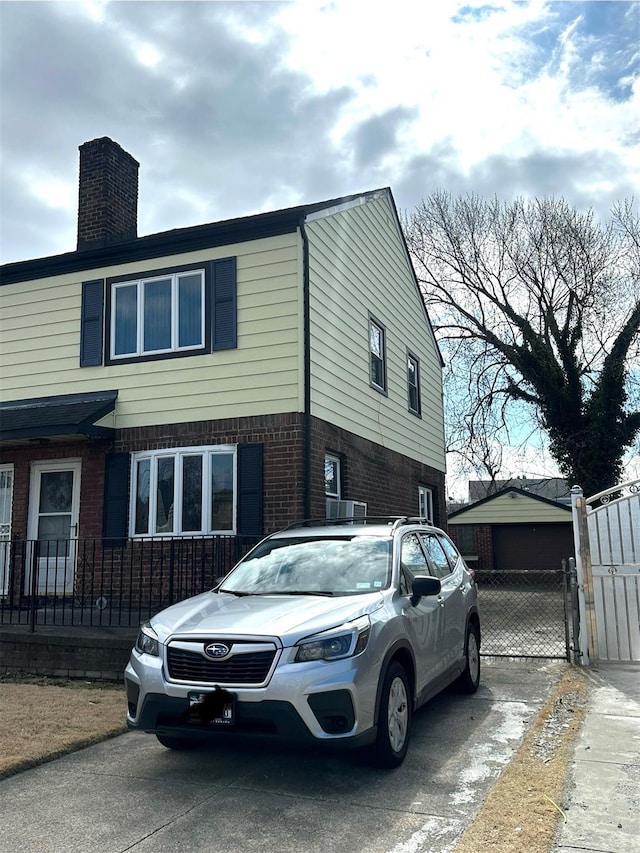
[1,0,638,267]
[1,0,639,495]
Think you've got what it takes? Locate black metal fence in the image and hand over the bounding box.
[1,539,578,660]
[0,535,261,631]
[475,567,574,660]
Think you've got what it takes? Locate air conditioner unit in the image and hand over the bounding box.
[325,499,368,519]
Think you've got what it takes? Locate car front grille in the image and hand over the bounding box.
[166,641,278,686]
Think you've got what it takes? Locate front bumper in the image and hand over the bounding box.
[125,642,379,747]
[126,689,375,748]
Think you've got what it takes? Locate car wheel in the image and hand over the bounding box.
[155,733,199,750]
[370,661,412,768]
[456,622,480,694]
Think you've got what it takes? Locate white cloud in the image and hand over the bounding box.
[1,0,638,265]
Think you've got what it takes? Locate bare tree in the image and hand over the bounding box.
[405,193,640,498]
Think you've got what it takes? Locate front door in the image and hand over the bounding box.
[0,465,13,595]
[27,460,81,595]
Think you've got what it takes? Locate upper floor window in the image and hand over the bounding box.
[418,485,433,523]
[407,352,421,416]
[369,316,387,392]
[112,270,205,359]
[86,257,237,368]
[325,453,341,498]
[131,445,236,537]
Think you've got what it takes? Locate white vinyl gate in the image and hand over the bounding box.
[571,479,640,663]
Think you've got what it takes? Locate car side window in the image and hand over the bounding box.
[437,534,461,570]
[400,533,429,594]
[419,533,452,580]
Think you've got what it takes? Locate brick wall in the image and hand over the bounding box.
[0,628,135,682]
[310,416,447,528]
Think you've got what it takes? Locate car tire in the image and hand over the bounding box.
[155,733,200,750]
[455,622,480,694]
[370,661,412,768]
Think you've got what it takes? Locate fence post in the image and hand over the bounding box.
[29,540,39,633]
[571,485,597,665]
[168,538,175,604]
[566,557,582,664]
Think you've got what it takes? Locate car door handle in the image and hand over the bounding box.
[437,596,445,607]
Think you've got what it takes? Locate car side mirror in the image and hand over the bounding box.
[410,575,441,606]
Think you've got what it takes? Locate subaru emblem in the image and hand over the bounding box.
[204,642,230,659]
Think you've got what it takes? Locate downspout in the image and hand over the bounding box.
[300,217,312,520]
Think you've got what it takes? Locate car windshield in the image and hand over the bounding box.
[219,536,392,596]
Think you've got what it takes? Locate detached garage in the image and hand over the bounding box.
[448,487,574,573]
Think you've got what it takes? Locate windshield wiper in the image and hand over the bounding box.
[219,589,259,597]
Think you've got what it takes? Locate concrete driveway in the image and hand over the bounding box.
[0,658,566,853]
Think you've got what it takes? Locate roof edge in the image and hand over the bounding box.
[1,191,381,285]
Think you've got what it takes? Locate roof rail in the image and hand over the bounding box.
[280,516,434,532]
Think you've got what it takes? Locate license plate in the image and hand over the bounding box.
[188,689,235,726]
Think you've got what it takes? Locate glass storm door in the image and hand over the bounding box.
[0,465,13,596]
[27,460,81,594]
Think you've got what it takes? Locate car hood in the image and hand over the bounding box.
[150,590,383,647]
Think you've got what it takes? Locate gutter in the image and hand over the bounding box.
[300,217,312,520]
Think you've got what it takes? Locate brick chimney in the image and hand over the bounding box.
[77,137,139,250]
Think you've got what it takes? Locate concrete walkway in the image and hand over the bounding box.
[553,663,640,853]
[0,658,568,853]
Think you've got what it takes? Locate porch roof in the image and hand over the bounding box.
[0,390,117,441]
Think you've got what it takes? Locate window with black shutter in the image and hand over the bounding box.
[80,279,105,367]
[103,452,130,546]
[212,257,237,350]
[237,443,264,537]
[104,258,237,365]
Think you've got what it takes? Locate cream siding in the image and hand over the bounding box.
[0,234,304,427]
[450,492,572,524]
[307,193,445,471]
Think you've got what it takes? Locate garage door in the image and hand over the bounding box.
[492,523,574,571]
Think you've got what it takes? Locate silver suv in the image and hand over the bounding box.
[125,518,480,767]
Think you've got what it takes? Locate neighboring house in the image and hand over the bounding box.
[448,487,573,573]
[0,137,446,600]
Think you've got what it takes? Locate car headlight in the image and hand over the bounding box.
[135,622,160,657]
[295,616,370,663]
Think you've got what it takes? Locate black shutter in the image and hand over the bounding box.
[237,443,263,536]
[212,257,237,350]
[80,279,105,366]
[103,452,129,546]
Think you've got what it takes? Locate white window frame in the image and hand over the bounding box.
[407,351,421,416]
[369,315,387,393]
[0,463,14,541]
[418,485,434,523]
[130,445,237,537]
[111,269,206,360]
[0,463,14,596]
[324,453,341,499]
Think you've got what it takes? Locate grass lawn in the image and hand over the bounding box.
[0,676,127,778]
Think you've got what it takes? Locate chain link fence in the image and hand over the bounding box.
[475,568,572,659]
